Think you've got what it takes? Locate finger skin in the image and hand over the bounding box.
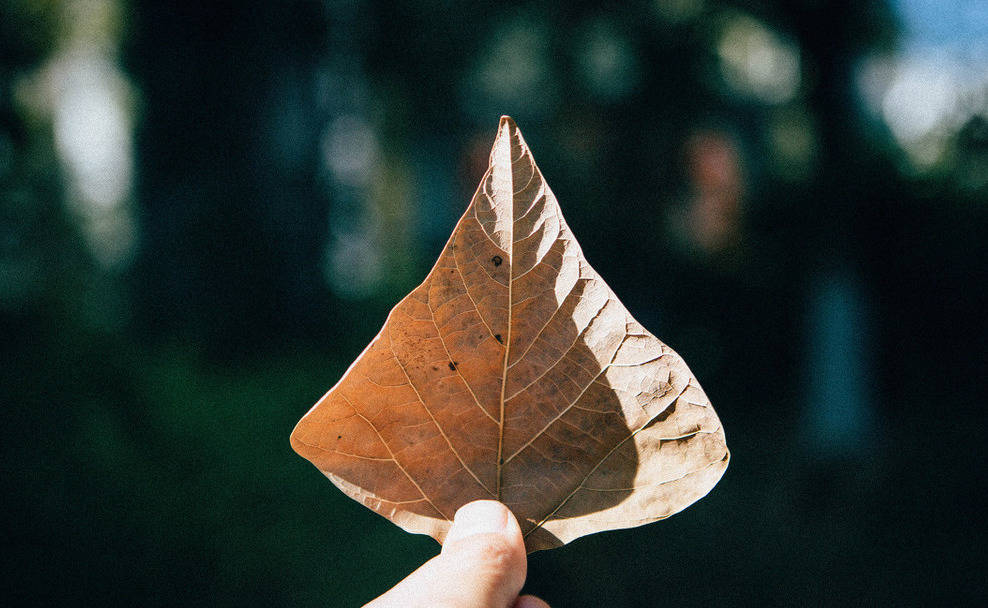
[514,594,552,608]
[364,501,547,608]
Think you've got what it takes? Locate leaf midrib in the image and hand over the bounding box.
[494,124,514,501]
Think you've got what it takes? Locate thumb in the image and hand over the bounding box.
[440,500,528,605]
[366,500,528,608]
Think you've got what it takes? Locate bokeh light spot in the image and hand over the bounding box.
[717,13,800,105]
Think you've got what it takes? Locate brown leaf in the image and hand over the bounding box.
[291,116,729,552]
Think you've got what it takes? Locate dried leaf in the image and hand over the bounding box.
[291,117,729,552]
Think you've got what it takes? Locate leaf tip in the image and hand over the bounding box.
[288,420,309,458]
[289,409,322,464]
[495,115,523,144]
[491,116,529,172]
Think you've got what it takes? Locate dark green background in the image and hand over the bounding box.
[2,0,985,606]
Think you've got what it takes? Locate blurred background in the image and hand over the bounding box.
[2,0,986,605]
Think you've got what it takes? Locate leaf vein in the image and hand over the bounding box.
[386,327,496,496]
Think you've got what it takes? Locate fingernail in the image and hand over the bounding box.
[445,500,510,544]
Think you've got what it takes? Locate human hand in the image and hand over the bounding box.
[365,500,550,608]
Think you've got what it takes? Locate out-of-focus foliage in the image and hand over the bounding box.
[2,0,985,606]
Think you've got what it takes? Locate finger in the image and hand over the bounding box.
[438,500,528,606]
[365,500,528,608]
[514,594,552,608]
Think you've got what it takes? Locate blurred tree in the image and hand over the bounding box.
[1,1,150,603]
[127,0,336,359]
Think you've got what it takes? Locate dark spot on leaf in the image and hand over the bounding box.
[492,255,503,266]
[448,362,456,371]
[432,365,438,371]
[495,334,503,343]
[337,435,342,440]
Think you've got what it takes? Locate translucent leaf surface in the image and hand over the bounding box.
[291,117,729,552]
